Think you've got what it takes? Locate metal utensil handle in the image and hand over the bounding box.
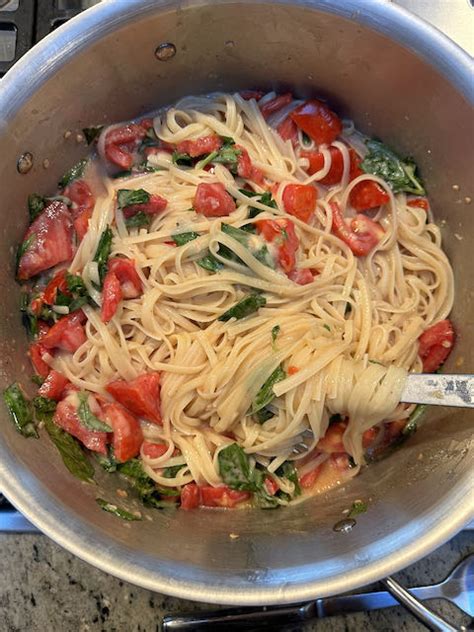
[401,373,474,408]
[382,576,459,632]
[162,603,312,631]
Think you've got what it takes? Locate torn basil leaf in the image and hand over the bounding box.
[93,227,113,286]
[252,365,286,414]
[197,254,223,273]
[172,151,193,166]
[77,392,112,432]
[172,232,199,246]
[28,194,46,222]
[218,443,258,492]
[96,498,142,521]
[361,140,425,195]
[3,383,37,438]
[16,234,36,273]
[218,294,266,322]
[163,464,186,479]
[276,461,301,497]
[125,211,150,229]
[271,325,280,345]
[58,158,88,189]
[117,188,150,209]
[254,407,274,424]
[348,500,367,517]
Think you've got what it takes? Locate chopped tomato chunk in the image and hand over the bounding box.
[349,149,390,211]
[300,465,322,489]
[107,258,142,299]
[290,100,342,145]
[330,452,351,470]
[142,442,168,458]
[282,183,317,223]
[64,180,95,241]
[256,217,299,274]
[264,477,279,496]
[407,198,429,211]
[180,483,200,510]
[43,269,69,305]
[193,182,236,217]
[277,116,298,145]
[104,123,148,169]
[53,397,107,454]
[288,268,313,285]
[17,201,74,281]
[41,310,87,353]
[106,372,161,424]
[236,145,253,179]
[362,426,380,449]
[418,319,455,373]
[287,365,299,375]
[240,90,264,101]
[101,271,122,324]
[317,420,347,453]
[301,147,344,185]
[121,193,167,219]
[29,342,50,377]
[177,135,222,158]
[200,486,250,508]
[331,202,384,256]
[38,370,70,401]
[250,166,265,185]
[260,93,293,120]
[101,402,143,462]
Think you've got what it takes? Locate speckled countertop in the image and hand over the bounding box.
[0,530,472,631]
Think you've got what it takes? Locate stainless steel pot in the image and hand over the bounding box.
[0,0,472,606]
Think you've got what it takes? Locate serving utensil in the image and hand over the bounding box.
[400,373,473,408]
[162,554,474,631]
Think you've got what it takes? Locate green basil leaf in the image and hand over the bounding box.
[117,188,150,209]
[96,448,119,473]
[82,126,104,145]
[3,383,37,438]
[212,146,241,165]
[361,140,425,195]
[77,392,112,432]
[16,233,36,273]
[28,194,46,222]
[31,375,45,386]
[163,464,186,478]
[125,211,150,229]
[58,159,88,188]
[276,461,301,497]
[220,136,235,147]
[348,500,368,517]
[172,232,199,246]
[93,227,113,286]
[402,403,427,437]
[195,150,219,171]
[218,294,266,322]
[118,459,178,508]
[32,396,57,417]
[238,188,260,198]
[96,498,142,521]
[252,365,286,414]
[218,443,258,492]
[197,254,223,272]
[172,151,193,166]
[271,325,280,345]
[254,407,274,424]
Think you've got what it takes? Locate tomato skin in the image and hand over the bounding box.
[104,123,148,169]
[177,135,222,158]
[107,258,142,299]
[349,149,390,211]
[317,420,347,453]
[200,486,251,508]
[193,182,236,217]
[17,201,74,281]
[101,271,122,324]
[64,180,95,241]
[257,217,299,274]
[142,442,168,458]
[38,370,70,401]
[290,100,342,145]
[121,194,167,219]
[331,202,384,256]
[264,477,279,495]
[300,465,322,489]
[301,147,344,185]
[106,372,162,424]
[101,402,143,462]
[250,166,265,186]
[282,184,317,223]
[29,342,50,377]
[240,90,264,101]
[277,116,298,145]
[418,319,455,373]
[53,397,108,454]
[43,269,69,305]
[180,483,200,510]
[288,268,313,285]
[41,310,87,353]
[236,145,253,179]
[260,93,293,119]
[407,198,429,211]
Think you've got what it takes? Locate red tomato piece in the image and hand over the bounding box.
[199,486,251,508]
[317,420,347,453]
[53,398,107,454]
[299,464,322,489]
[236,145,253,179]
[250,166,265,186]
[41,310,87,353]
[180,483,200,510]
[282,183,317,223]
[260,93,293,120]
[290,100,342,145]
[301,147,344,185]
[288,268,314,285]
[177,134,222,158]
[385,419,407,442]
[121,193,168,219]
[101,271,122,324]
[64,180,95,242]
[38,370,70,401]
[240,90,265,101]
[101,402,143,462]
[106,372,162,424]
[407,198,429,211]
[30,297,44,317]
[43,269,69,305]
[331,202,384,256]
[104,123,148,169]
[29,342,50,378]
[362,426,379,449]
[264,477,279,496]
[256,218,299,273]
[277,116,298,145]
[331,452,351,471]
[193,182,236,217]
[107,258,142,299]
[418,319,455,373]
[287,365,300,375]
[349,149,390,211]
[142,442,168,458]
[17,201,74,281]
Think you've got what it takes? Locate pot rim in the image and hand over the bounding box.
[0,0,473,605]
